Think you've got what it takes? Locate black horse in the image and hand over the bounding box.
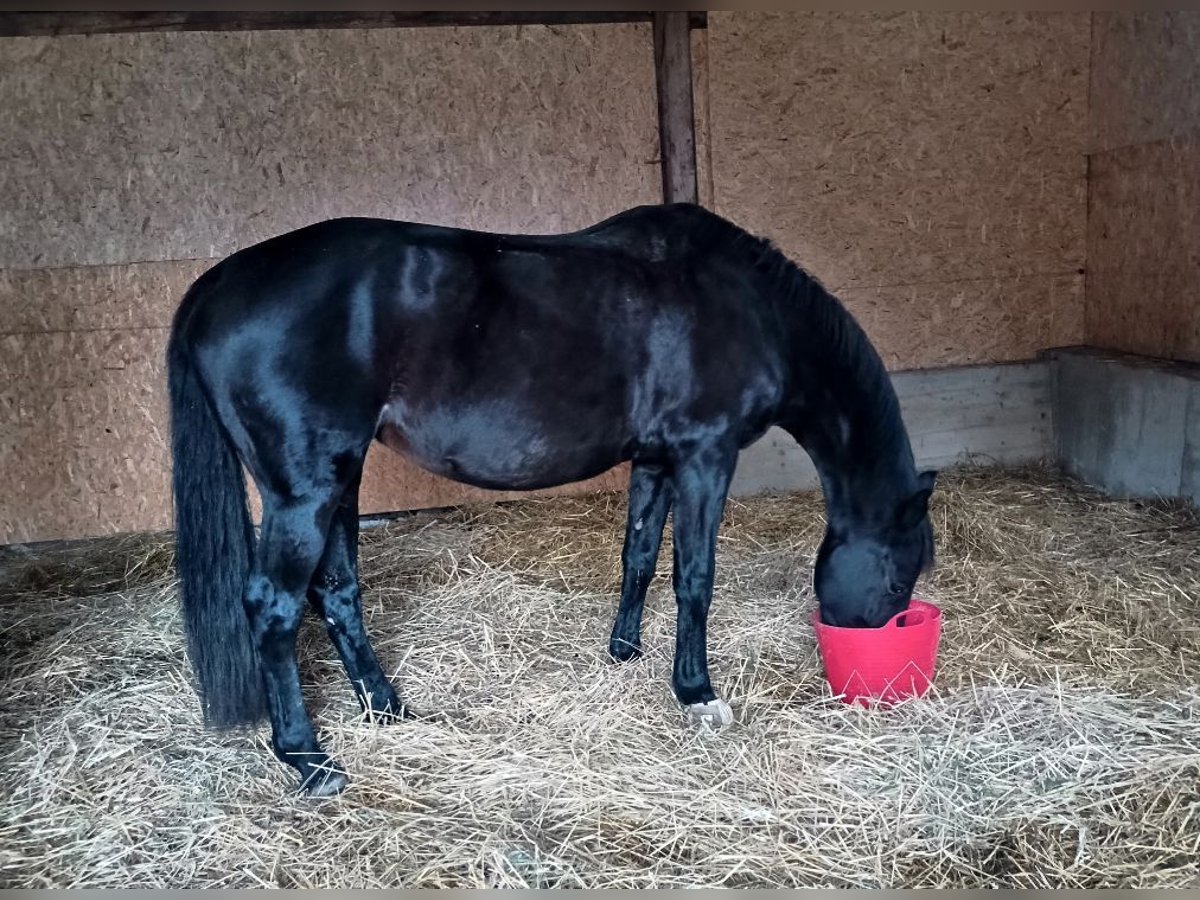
[168,203,935,795]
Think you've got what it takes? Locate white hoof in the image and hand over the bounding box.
[686,698,734,728]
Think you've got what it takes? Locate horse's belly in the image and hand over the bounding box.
[376,400,622,491]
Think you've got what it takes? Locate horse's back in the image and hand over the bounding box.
[172,206,785,491]
[176,203,736,331]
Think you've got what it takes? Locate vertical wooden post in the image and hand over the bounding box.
[653,11,698,205]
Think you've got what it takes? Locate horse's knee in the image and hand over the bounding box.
[621,552,656,582]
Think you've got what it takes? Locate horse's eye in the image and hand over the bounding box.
[888,582,905,596]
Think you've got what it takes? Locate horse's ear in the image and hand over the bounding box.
[896,470,937,531]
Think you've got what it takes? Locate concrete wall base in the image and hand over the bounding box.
[1047,346,1200,507]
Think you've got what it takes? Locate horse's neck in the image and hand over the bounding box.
[792,406,913,529]
[777,290,917,529]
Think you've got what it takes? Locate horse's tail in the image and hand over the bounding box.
[167,303,264,729]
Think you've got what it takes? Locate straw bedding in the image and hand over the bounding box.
[1,465,1197,888]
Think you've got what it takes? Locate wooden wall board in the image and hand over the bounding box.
[1086,139,1200,364]
[1,329,171,543]
[653,12,698,204]
[4,348,1054,543]
[0,12,675,38]
[1085,12,1200,364]
[0,22,661,542]
[704,11,1089,369]
[0,320,631,544]
[0,260,211,335]
[359,452,628,516]
[842,273,1084,370]
[691,25,714,209]
[0,24,660,271]
[1089,12,1200,154]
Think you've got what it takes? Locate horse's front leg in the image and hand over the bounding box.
[609,462,673,662]
[669,443,738,727]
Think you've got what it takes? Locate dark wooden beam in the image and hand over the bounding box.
[653,11,698,205]
[0,11,702,38]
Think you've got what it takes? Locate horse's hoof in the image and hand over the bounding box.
[608,638,643,663]
[685,698,734,728]
[302,767,349,798]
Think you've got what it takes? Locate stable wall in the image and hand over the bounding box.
[696,12,1090,371]
[1086,12,1200,364]
[2,13,1119,544]
[0,24,659,543]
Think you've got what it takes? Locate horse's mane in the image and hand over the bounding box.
[679,208,930,557]
[690,209,911,476]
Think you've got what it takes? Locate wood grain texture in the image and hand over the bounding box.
[359,452,628,516]
[1,23,659,542]
[1085,12,1200,364]
[843,274,1084,371]
[654,12,697,204]
[1090,12,1200,154]
[704,11,1089,368]
[1086,139,1200,364]
[0,12,658,37]
[0,259,212,335]
[0,24,659,270]
[691,25,714,209]
[1,329,171,543]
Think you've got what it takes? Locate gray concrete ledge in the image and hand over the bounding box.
[1046,346,1200,507]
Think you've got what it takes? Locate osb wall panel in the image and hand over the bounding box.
[1,23,659,543]
[1,330,171,543]
[1086,140,1200,364]
[845,274,1084,371]
[705,11,1089,368]
[0,260,213,334]
[1085,12,1200,364]
[0,24,659,270]
[1090,12,1200,153]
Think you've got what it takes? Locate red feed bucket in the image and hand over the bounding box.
[812,599,942,706]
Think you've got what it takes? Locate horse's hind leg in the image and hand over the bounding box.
[669,444,738,727]
[247,488,347,796]
[609,462,672,662]
[308,473,408,720]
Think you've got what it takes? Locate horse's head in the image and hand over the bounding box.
[814,470,936,628]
